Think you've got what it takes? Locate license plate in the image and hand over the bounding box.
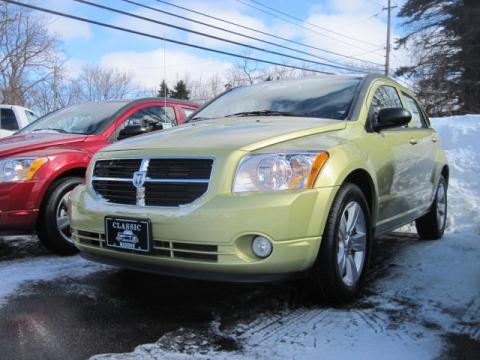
[105,217,152,253]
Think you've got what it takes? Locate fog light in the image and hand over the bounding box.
[252,236,272,258]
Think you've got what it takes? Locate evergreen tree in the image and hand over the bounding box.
[157,80,170,98]
[170,80,190,100]
[396,0,480,115]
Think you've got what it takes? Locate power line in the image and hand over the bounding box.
[350,47,385,58]
[332,10,385,31]
[73,0,370,73]
[2,0,335,74]
[152,0,383,67]
[119,0,370,70]
[237,0,382,50]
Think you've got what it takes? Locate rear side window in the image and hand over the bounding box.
[403,94,427,128]
[1,108,19,131]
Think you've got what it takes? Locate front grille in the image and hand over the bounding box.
[93,159,142,179]
[153,240,218,262]
[147,159,212,180]
[92,180,137,205]
[74,229,105,247]
[145,182,208,206]
[72,229,219,262]
[91,158,213,207]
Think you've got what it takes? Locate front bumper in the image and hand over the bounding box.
[69,184,338,281]
[0,181,45,232]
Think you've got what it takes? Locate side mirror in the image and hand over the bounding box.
[372,108,411,131]
[118,125,151,140]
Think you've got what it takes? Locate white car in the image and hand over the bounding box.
[0,105,39,137]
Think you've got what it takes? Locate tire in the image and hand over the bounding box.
[309,183,372,303]
[415,175,447,240]
[37,176,83,255]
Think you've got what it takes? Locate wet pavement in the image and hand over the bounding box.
[0,234,478,360]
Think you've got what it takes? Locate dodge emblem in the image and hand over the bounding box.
[132,171,147,188]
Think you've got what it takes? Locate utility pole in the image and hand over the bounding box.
[384,0,396,77]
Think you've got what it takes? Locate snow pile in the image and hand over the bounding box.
[91,114,480,360]
[432,114,480,234]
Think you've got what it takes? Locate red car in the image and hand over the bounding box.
[0,98,199,254]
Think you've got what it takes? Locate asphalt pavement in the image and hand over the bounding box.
[0,234,478,360]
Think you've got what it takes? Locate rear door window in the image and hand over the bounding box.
[1,108,19,131]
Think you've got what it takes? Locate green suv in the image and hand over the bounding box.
[69,75,448,302]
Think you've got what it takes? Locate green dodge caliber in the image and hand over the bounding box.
[69,74,448,302]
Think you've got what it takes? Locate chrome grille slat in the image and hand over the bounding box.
[91,158,213,207]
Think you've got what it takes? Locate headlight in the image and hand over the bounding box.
[233,152,329,192]
[0,157,49,182]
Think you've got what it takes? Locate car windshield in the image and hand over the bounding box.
[20,101,128,135]
[191,76,362,121]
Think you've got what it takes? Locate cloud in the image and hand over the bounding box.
[41,0,91,41]
[46,17,92,41]
[99,49,232,89]
[108,4,178,38]
[298,0,394,72]
[182,4,272,48]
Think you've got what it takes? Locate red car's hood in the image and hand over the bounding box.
[0,132,88,157]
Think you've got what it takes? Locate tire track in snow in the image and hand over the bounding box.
[451,297,480,341]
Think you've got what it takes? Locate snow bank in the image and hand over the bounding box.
[431,114,480,234]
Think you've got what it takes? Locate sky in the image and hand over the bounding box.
[37,0,408,92]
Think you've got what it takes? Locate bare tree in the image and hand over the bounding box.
[73,64,134,102]
[30,64,81,114]
[0,3,63,106]
[189,74,225,103]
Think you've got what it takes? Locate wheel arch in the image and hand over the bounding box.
[37,167,87,225]
[441,165,449,186]
[342,169,377,222]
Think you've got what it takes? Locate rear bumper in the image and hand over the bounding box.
[0,181,44,232]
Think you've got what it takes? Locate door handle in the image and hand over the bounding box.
[409,138,418,145]
[432,137,438,143]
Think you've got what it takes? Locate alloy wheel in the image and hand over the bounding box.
[56,191,73,244]
[337,201,367,287]
[436,181,447,230]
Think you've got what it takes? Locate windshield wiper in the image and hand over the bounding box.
[225,110,300,117]
[32,128,67,133]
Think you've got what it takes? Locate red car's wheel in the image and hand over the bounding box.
[38,177,83,255]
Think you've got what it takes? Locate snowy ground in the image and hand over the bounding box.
[0,115,479,359]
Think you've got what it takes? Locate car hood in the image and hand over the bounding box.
[0,132,88,157]
[102,117,346,153]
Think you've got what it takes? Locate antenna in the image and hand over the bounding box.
[163,33,167,107]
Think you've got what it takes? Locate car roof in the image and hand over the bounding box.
[90,97,199,107]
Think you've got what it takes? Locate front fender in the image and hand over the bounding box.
[26,149,91,209]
